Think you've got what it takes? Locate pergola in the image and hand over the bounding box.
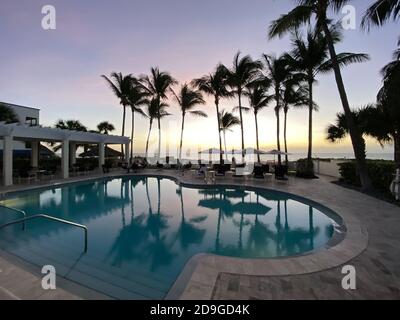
[0,122,130,186]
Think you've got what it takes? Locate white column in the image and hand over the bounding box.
[125,143,130,163]
[30,141,39,168]
[69,142,76,165]
[61,140,70,179]
[99,142,105,169]
[3,136,13,186]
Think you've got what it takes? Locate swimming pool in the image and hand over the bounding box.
[0,176,342,299]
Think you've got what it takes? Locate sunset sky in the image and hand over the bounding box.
[0,0,398,158]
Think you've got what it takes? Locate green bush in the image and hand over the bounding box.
[338,160,397,194]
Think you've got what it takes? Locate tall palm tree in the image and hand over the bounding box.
[263,54,292,165]
[192,64,232,164]
[281,80,310,165]
[219,110,241,161]
[127,78,149,162]
[102,72,133,159]
[377,42,400,168]
[285,27,369,174]
[269,0,374,192]
[141,68,177,160]
[97,121,115,135]
[244,79,273,163]
[228,52,263,161]
[144,98,170,159]
[171,84,207,161]
[362,0,400,29]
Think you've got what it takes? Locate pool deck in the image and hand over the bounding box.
[0,169,399,300]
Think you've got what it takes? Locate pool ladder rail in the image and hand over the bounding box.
[0,205,88,253]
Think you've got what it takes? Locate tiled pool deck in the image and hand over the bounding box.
[0,169,399,300]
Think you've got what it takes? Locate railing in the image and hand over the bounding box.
[0,214,88,253]
[0,204,27,230]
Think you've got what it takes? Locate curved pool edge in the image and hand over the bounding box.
[0,170,369,300]
[150,172,368,300]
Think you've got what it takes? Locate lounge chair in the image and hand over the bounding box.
[253,165,265,179]
[275,165,288,181]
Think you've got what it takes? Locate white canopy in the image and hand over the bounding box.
[0,122,129,145]
[0,122,130,186]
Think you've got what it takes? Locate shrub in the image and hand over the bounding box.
[338,160,397,194]
[296,158,316,179]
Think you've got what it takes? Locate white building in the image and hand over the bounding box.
[0,102,40,154]
[0,102,130,187]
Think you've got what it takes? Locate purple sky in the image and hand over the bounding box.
[0,0,398,157]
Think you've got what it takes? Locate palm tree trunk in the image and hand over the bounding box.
[223,131,228,162]
[321,20,373,192]
[179,113,185,161]
[238,92,245,162]
[157,117,161,161]
[145,119,153,159]
[255,112,261,163]
[275,88,282,165]
[307,78,314,174]
[121,105,126,160]
[130,108,134,163]
[284,108,288,166]
[215,98,223,164]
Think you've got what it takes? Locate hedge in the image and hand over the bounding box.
[338,160,397,194]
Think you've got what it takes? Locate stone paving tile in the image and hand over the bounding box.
[1,170,399,300]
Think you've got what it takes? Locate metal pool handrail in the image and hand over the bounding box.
[0,214,88,253]
[0,204,27,230]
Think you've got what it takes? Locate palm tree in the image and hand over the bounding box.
[219,110,241,161]
[141,68,177,160]
[269,0,374,192]
[0,104,18,123]
[244,79,273,163]
[144,98,171,159]
[227,52,263,161]
[281,80,310,165]
[97,121,115,135]
[192,64,232,164]
[285,27,369,174]
[127,78,149,162]
[102,72,133,159]
[171,84,207,161]
[327,104,400,169]
[362,0,400,29]
[377,42,400,167]
[263,54,292,165]
[55,119,87,131]
[52,120,88,152]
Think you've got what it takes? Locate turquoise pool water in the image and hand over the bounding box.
[0,176,340,299]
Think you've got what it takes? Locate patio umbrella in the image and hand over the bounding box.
[264,149,290,163]
[233,148,268,155]
[79,146,123,158]
[198,198,232,210]
[231,202,272,216]
[265,149,290,155]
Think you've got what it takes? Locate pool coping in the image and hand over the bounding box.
[0,171,369,300]
[137,173,368,300]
